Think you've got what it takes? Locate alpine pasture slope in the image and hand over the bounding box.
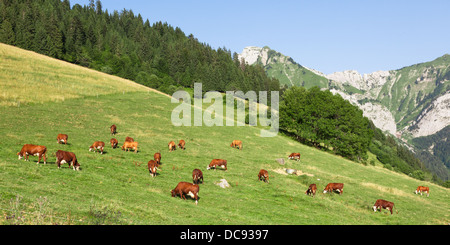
[0,43,448,225]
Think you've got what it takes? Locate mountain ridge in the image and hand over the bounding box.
[239,46,450,181]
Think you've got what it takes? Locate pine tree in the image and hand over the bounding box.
[0,19,15,45]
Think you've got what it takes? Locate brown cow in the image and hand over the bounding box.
[17,144,47,164]
[178,140,186,150]
[55,150,80,171]
[122,141,138,153]
[207,159,227,171]
[192,169,204,184]
[148,160,159,177]
[171,182,200,205]
[373,199,397,215]
[288,153,301,161]
[305,184,317,197]
[110,138,118,149]
[125,136,134,143]
[110,125,117,135]
[154,152,161,164]
[89,141,105,154]
[258,169,269,183]
[168,141,176,152]
[415,186,430,197]
[56,134,68,144]
[323,183,344,195]
[230,140,243,150]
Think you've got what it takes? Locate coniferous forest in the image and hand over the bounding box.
[1,0,447,186]
[0,0,280,96]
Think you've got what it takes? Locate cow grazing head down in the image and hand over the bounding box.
[373,199,397,215]
[168,141,176,152]
[178,140,186,150]
[192,169,204,184]
[171,182,200,205]
[414,186,430,197]
[17,144,47,164]
[230,140,243,150]
[323,183,344,195]
[57,134,69,144]
[122,141,138,153]
[154,152,162,164]
[306,184,317,197]
[258,169,269,183]
[89,141,105,154]
[110,125,117,135]
[148,160,159,177]
[288,153,301,161]
[55,150,80,171]
[207,159,227,171]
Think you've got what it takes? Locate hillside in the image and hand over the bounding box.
[238,46,329,88]
[239,46,450,181]
[0,43,449,225]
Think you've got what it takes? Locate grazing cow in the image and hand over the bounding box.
[55,150,80,171]
[89,141,105,154]
[122,141,138,153]
[154,152,161,164]
[125,136,134,143]
[110,125,117,135]
[230,140,243,150]
[178,140,186,150]
[147,160,159,177]
[415,186,430,197]
[56,134,68,144]
[17,144,47,164]
[373,199,397,215]
[171,182,200,205]
[323,183,344,195]
[192,169,204,184]
[258,169,269,183]
[207,159,227,171]
[305,184,317,197]
[288,153,301,161]
[168,141,176,152]
[110,138,118,149]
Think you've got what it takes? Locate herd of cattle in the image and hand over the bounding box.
[16,125,431,213]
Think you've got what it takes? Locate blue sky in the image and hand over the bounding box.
[72,0,450,75]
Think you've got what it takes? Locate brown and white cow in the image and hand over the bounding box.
[171,182,200,205]
[306,184,317,197]
[178,140,186,150]
[147,160,159,177]
[89,141,105,154]
[323,183,344,195]
[207,159,227,171]
[415,186,430,197]
[258,169,269,183]
[192,169,204,184]
[110,125,117,135]
[230,140,243,150]
[57,134,68,144]
[122,141,138,153]
[154,152,161,165]
[125,136,134,143]
[110,138,118,149]
[17,144,47,164]
[55,150,80,171]
[373,199,396,215]
[168,141,176,152]
[288,153,301,161]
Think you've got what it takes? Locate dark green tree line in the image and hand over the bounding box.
[279,86,373,161]
[0,0,280,97]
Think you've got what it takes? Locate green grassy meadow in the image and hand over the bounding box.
[0,43,449,225]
